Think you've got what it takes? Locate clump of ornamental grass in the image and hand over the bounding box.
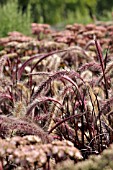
[0,22,113,169]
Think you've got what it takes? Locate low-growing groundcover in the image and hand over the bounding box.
[0,22,113,169]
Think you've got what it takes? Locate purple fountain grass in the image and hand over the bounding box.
[30,70,70,101]
[0,115,53,143]
[0,22,113,169]
[31,70,85,101]
[78,61,102,72]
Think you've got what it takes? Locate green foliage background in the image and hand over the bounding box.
[0,0,113,37]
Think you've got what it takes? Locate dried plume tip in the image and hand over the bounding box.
[0,115,52,143]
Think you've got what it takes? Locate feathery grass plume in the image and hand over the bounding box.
[31,70,69,100]
[0,115,52,143]
[78,62,102,72]
[29,70,83,84]
[31,71,84,106]
[28,71,52,76]
[12,101,26,118]
[68,70,85,83]
[16,82,30,103]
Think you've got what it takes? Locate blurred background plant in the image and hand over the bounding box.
[0,0,31,37]
[0,0,113,37]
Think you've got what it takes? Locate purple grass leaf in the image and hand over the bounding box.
[17,47,84,81]
[95,38,108,99]
[0,92,13,103]
[26,97,62,116]
[17,54,41,81]
[48,112,85,134]
[95,38,104,70]
[61,75,83,101]
[84,40,95,50]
